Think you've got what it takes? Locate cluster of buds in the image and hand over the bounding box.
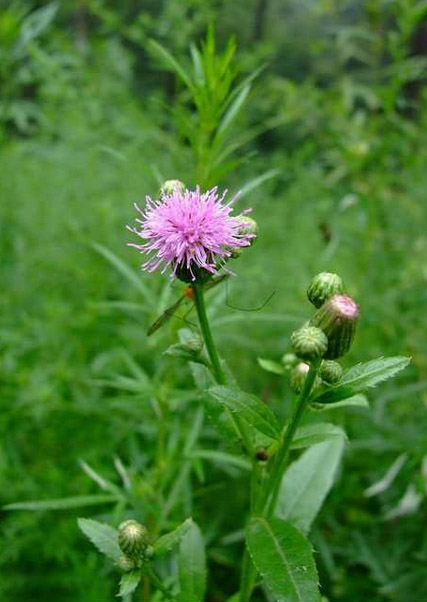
[288,272,359,395]
[117,519,153,571]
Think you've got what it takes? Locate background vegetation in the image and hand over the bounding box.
[1,1,426,601]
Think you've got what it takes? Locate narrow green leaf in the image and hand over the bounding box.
[4,494,118,511]
[209,386,280,440]
[236,168,280,202]
[247,517,321,602]
[92,242,153,307]
[291,423,347,450]
[276,438,345,534]
[147,39,193,91]
[178,521,206,602]
[78,518,121,562]
[154,518,194,557]
[118,570,141,598]
[258,358,285,375]
[311,357,410,405]
[217,84,250,135]
[19,2,58,47]
[190,450,251,471]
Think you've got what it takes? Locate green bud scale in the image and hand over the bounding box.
[311,294,359,359]
[291,325,328,361]
[320,360,343,383]
[289,362,322,395]
[307,272,344,308]
[118,520,149,560]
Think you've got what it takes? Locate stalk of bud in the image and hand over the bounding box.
[290,362,322,394]
[307,272,344,308]
[311,294,359,359]
[320,360,343,383]
[291,325,328,361]
[159,179,185,197]
[118,520,149,560]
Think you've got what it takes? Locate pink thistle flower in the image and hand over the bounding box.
[127,186,254,280]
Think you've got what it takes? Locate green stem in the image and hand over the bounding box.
[191,282,255,457]
[192,281,259,602]
[239,359,321,602]
[263,358,321,517]
[192,282,226,385]
[146,564,175,600]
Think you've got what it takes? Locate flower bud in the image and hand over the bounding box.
[320,360,343,383]
[159,179,185,197]
[118,554,137,572]
[228,215,258,259]
[118,520,149,560]
[307,272,344,308]
[289,362,322,394]
[291,325,328,361]
[310,294,359,359]
[281,352,298,370]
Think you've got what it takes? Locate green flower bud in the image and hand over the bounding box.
[289,362,322,394]
[320,360,343,383]
[307,272,344,308]
[227,215,259,259]
[310,294,359,359]
[291,325,328,361]
[159,179,185,197]
[118,554,137,572]
[118,520,149,560]
[281,352,298,370]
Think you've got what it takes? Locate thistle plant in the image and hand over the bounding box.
[72,185,409,602]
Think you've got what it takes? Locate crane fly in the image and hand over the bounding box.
[147,274,229,336]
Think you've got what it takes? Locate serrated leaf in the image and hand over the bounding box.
[311,357,410,405]
[78,518,121,562]
[4,494,118,511]
[154,518,193,557]
[291,423,347,449]
[209,386,280,440]
[118,570,141,598]
[246,517,321,602]
[178,521,206,602]
[276,438,345,534]
[258,358,285,375]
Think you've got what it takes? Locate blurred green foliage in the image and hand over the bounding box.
[1,0,427,601]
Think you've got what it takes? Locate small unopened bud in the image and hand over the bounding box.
[256,448,269,461]
[289,362,322,394]
[228,215,258,258]
[281,352,298,370]
[311,294,359,359]
[291,325,328,361]
[307,272,344,308]
[118,520,149,560]
[118,554,137,572]
[320,360,343,383]
[159,179,185,197]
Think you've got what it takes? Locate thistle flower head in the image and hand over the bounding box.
[128,186,254,280]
